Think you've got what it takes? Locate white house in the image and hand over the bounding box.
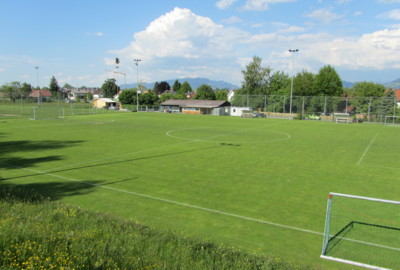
[230,106,252,117]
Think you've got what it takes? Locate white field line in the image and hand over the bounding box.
[357,135,377,166]
[4,165,400,252]
[13,166,320,236]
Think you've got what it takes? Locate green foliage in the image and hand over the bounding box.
[49,76,60,97]
[194,84,216,100]
[0,183,309,270]
[140,91,159,105]
[351,81,385,97]
[118,90,137,104]
[241,56,272,95]
[269,71,290,95]
[173,79,181,93]
[0,82,22,102]
[215,90,228,101]
[313,65,343,96]
[293,70,316,96]
[154,81,170,95]
[179,81,192,94]
[101,78,120,98]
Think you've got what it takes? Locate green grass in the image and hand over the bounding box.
[1,112,400,269]
[1,183,309,270]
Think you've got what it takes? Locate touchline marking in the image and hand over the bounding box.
[6,165,400,252]
[15,166,319,236]
[357,135,377,166]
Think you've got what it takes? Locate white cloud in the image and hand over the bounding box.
[222,16,243,24]
[306,8,343,23]
[378,9,400,20]
[0,68,5,72]
[305,29,400,70]
[243,0,295,11]
[354,11,362,16]
[216,0,238,9]
[86,32,104,36]
[378,0,400,3]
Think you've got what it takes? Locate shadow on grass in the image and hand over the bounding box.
[0,180,101,202]
[0,139,84,170]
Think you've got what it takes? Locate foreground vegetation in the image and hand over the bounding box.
[0,183,311,270]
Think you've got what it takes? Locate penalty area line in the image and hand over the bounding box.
[15,166,321,237]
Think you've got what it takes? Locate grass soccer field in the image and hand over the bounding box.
[1,112,400,269]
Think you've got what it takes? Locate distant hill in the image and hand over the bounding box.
[342,81,354,88]
[124,77,239,90]
[384,78,400,89]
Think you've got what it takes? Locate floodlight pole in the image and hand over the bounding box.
[289,49,299,119]
[35,66,40,105]
[134,58,141,111]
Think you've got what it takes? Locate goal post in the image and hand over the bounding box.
[321,192,400,269]
[384,116,400,126]
[30,107,65,120]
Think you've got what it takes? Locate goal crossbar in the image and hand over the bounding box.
[321,192,400,270]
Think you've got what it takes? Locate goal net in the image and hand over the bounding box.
[30,107,65,120]
[384,116,400,127]
[321,192,400,269]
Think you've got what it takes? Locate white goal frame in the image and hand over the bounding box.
[384,116,400,126]
[321,192,400,270]
[30,107,65,120]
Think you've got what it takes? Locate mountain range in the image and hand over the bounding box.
[122,77,400,91]
[124,77,239,90]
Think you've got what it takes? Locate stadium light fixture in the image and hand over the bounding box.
[289,49,299,119]
[134,59,141,111]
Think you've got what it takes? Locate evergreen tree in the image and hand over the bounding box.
[49,76,60,98]
[173,80,181,93]
[179,81,192,95]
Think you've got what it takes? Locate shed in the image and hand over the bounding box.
[160,99,230,115]
[93,98,120,110]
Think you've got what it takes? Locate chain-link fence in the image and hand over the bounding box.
[231,95,399,123]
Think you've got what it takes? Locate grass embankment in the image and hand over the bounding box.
[0,183,312,270]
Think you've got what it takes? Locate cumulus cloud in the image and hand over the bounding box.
[306,8,343,23]
[305,29,400,70]
[86,32,104,36]
[222,16,243,24]
[243,0,295,11]
[378,9,400,20]
[216,0,238,9]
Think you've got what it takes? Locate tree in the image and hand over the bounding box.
[179,81,192,94]
[20,82,32,98]
[215,90,228,101]
[194,84,216,100]
[269,71,290,95]
[101,79,120,98]
[153,81,170,95]
[49,76,60,98]
[351,81,385,97]
[159,92,175,103]
[381,89,397,116]
[293,70,316,96]
[118,90,136,104]
[172,80,181,93]
[0,82,21,102]
[62,83,73,89]
[140,91,159,105]
[313,65,343,96]
[241,56,272,95]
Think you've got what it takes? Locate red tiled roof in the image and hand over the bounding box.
[29,90,52,98]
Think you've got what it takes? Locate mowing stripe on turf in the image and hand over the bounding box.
[357,134,377,166]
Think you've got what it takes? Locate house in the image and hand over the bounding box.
[160,99,230,115]
[63,87,101,101]
[93,98,121,110]
[230,106,253,117]
[29,90,52,101]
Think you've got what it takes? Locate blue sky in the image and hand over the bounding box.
[1,0,400,88]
